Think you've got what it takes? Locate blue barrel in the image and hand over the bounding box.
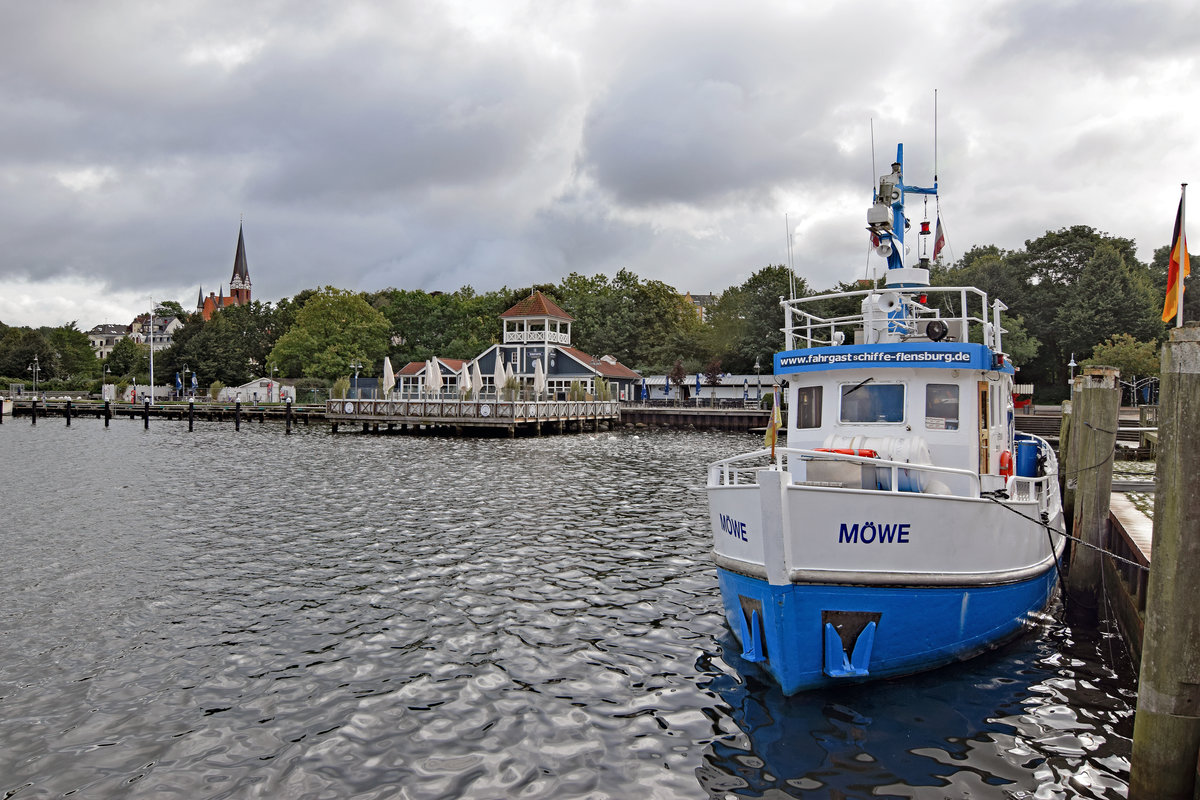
[1016,440,1039,477]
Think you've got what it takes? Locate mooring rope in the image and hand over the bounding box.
[983,495,1150,573]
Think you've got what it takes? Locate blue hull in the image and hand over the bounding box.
[717,566,1059,694]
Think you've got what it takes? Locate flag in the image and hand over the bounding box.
[175,372,182,390]
[764,385,782,457]
[191,373,198,388]
[932,215,946,260]
[1163,191,1190,323]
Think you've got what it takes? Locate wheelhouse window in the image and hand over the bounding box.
[795,386,822,428]
[925,383,960,430]
[839,382,904,423]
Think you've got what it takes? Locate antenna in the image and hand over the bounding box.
[870,118,877,195]
[785,214,796,299]
[933,89,939,184]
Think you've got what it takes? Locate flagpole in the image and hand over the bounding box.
[1179,183,1188,328]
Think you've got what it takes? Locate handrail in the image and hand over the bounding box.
[709,445,983,497]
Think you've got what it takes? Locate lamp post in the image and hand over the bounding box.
[270,364,278,403]
[350,361,363,399]
[28,355,40,396]
[754,356,761,401]
[148,308,155,406]
[1068,353,1077,383]
[182,364,190,400]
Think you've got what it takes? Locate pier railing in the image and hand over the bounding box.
[325,398,620,423]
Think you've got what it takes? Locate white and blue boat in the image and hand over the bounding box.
[706,145,1065,694]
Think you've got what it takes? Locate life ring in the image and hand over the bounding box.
[999,450,1014,478]
[814,448,879,459]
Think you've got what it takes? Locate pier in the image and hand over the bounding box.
[323,397,621,435]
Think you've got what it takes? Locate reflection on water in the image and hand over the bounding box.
[0,420,1134,798]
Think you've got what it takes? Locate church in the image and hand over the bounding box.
[196,223,253,320]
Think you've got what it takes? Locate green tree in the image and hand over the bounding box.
[44,322,100,381]
[105,336,144,378]
[706,265,808,373]
[1085,333,1160,378]
[1056,243,1159,361]
[268,287,389,381]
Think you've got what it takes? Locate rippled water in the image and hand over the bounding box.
[1,418,1136,798]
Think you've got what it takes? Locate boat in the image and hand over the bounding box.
[706,144,1065,694]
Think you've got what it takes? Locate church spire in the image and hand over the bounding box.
[228,222,252,305]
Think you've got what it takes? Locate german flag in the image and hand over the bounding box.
[1163,189,1190,323]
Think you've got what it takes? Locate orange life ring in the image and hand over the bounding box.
[814,448,880,458]
[999,450,1014,478]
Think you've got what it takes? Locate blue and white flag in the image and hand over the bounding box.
[191,373,198,388]
[175,372,182,390]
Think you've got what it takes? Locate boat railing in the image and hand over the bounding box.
[709,446,982,498]
[781,285,1007,352]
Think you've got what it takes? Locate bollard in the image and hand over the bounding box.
[31,397,37,426]
[188,398,194,432]
[104,399,111,428]
[1066,366,1119,610]
[143,397,150,429]
[1130,324,1200,799]
[235,400,241,431]
[285,396,293,434]
[65,399,72,427]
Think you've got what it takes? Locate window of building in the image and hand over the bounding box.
[795,386,822,428]
[840,382,904,423]
[924,383,960,430]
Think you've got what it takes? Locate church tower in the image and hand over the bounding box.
[228,223,252,306]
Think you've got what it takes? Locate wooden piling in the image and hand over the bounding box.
[235,400,241,431]
[143,398,150,429]
[65,399,71,426]
[104,400,111,427]
[188,399,194,431]
[30,397,37,425]
[1130,323,1200,799]
[1066,365,1119,609]
[285,397,293,434]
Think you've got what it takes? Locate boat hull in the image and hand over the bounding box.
[717,563,1059,694]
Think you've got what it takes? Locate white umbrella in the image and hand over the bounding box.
[381,356,395,399]
[458,363,470,397]
[493,351,506,398]
[533,357,546,398]
[471,359,484,398]
[426,358,443,397]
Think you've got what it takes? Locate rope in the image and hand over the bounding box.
[983,495,1150,573]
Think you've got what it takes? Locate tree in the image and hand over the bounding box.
[1086,333,1160,377]
[1056,243,1159,361]
[668,359,687,405]
[703,357,723,403]
[44,322,100,381]
[268,287,389,381]
[105,336,144,378]
[706,265,808,373]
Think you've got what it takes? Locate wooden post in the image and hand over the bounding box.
[1062,376,1083,524]
[104,400,111,428]
[31,397,37,425]
[285,396,293,435]
[143,397,150,429]
[65,399,72,426]
[1066,365,1119,609]
[1130,324,1200,799]
[188,398,194,431]
[235,400,242,431]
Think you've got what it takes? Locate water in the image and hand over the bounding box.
[0,419,1136,798]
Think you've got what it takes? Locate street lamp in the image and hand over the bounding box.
[350,361,363,399]
[27,355,40,396]
[754,356,762,401]
[1068,353,1077,383]
[270,364,278,403]
[182,364,190,400]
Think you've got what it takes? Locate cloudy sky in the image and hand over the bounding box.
[1,0,1195,329]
